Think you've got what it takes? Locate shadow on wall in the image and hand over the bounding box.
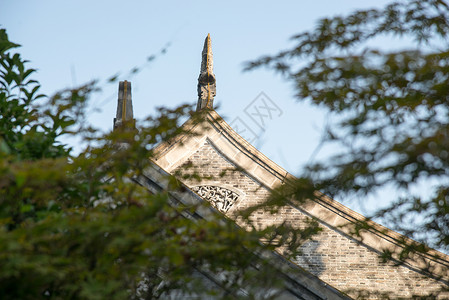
[295,240,325,277]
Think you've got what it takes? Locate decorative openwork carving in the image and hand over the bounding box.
[192,185,239,213]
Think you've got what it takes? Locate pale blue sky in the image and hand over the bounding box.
[1,0,395,214]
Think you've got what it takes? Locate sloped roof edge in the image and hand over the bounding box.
[152,109,449,280]
[137,162,351,299]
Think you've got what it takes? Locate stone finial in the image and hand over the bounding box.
[113,80,135,129]
[197,33,216,111]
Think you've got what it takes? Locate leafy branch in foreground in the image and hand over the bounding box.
[0,29,311,299]
[246,0,449,252]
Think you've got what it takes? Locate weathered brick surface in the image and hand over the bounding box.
[174,140,448,299]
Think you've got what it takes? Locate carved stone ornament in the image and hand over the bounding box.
[191,185,239,213]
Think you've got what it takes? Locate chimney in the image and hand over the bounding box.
[113,80,135,129]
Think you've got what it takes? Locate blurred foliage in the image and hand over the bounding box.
[247,0,449,254]
[0,29,318,299]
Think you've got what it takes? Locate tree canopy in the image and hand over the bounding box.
[0,29,314,299]
[247,0,449,253]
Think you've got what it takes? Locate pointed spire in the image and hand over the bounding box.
[114,80,135,129]
[197,33,216,111]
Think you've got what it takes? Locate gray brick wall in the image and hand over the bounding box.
[175,140,448,299]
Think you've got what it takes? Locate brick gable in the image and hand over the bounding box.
[154,110,449,299]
